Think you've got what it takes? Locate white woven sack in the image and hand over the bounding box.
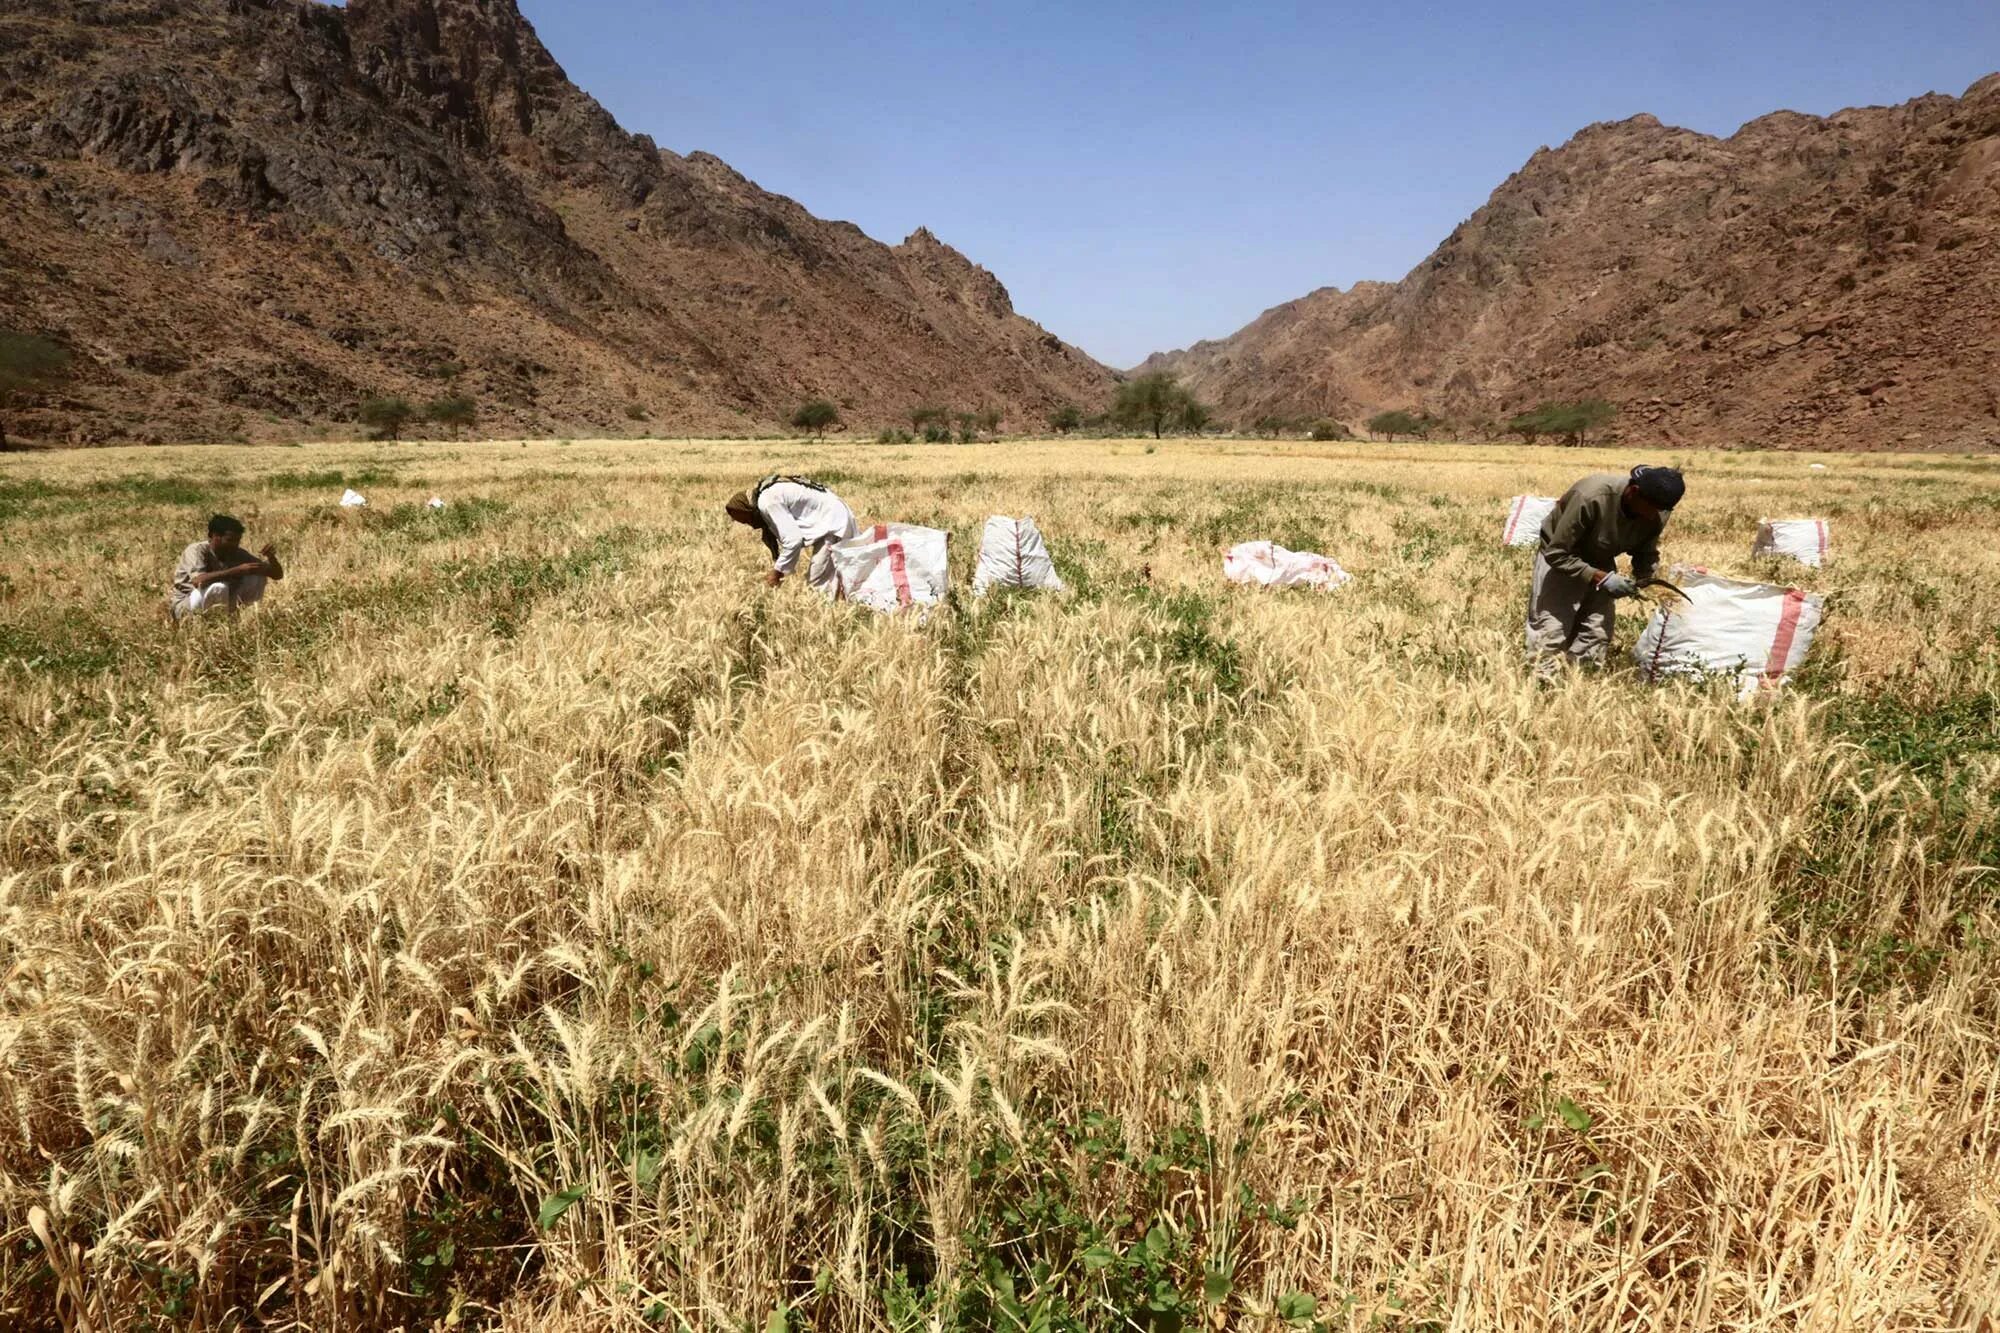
[339,488,367,507]
[972,516,1063,596]
[1752,518,1831,568]
[1502,495,1558,547]
[829,523,949,613]
[1634,566,1823,699]
[1222,540,1352,589]
[427,496,446,510]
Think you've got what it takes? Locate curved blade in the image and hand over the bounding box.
[1638,577,1693,604]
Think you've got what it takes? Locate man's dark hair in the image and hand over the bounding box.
[1629,465,1685,510]
[208,513,246,538]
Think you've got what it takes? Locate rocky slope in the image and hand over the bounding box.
[0,0,1111,444]
[1142,77,2000,450]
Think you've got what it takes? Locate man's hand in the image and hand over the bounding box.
[764,569,784,588]
[259,543,278,562]
[1599,571,1639,598]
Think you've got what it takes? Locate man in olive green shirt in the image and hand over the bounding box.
[1526,465,1684,668]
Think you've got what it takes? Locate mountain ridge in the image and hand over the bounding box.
[0,0,1112,444]
[1140,77,2000,449]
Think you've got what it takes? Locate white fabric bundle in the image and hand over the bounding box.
[1222,540,1352,590]
[829,523,950,613]
[1502,495,1559,547]
[427,496,446,510]
[339,488,367,507]
[1751,518,1831,568]
[972,516,1063,596]
[1634,566,1824,699]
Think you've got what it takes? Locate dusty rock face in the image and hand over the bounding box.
[1143,78,2000,450]
[0,0,1110,444]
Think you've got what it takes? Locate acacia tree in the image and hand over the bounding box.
[1507,398,1618,446]
[1113,373,1179,439]
[1047,404,1083,436]
[426,396,477,438]
[359,396,415,441]
[1557,398,1618,445]
[1367,409,1423,441]
[1505,409,1547,445]
[1113,371,1210,439]
[909,405,950,442]
[0,333,72,451]
[790,399,840,440]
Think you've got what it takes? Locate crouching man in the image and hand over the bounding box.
[1526,464,1683,669]
[725,475,859,597]
[171,513,284,622]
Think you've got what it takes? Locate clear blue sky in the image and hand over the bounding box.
[373,1,2000,368]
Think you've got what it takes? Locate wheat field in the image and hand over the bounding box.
[0,438,1996,1332]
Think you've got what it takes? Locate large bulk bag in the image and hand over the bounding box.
[1222,540,1352,590]
[972,515,1063,596]
[1502,495,1558,547]
[1633,566,1824,699]
[1752,518,1831,568]
[829,523,949,613]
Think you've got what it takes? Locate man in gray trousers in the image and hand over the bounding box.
[1526,465,1685,670]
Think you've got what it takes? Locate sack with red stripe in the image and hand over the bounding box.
[829,523,950,613]
[972,515,1063,596]
[1633,566,1824,699]
[1222,540,1352,590]
[1502,495,1558,547]
[1751,518,1831,568]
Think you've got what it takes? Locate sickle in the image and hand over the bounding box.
[1638,576,1692,604]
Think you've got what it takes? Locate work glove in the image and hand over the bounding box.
[1598,572,1639,598]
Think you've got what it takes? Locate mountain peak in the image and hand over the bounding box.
[895,227,1014,318]
[1141,75,2000,450]
[343,0,649,184]
[0,0,1109,443]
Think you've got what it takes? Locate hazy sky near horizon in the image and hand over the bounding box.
[424,2,1997,365]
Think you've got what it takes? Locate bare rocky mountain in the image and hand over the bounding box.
[0,0,1111,444]
[1142,77,2000,450]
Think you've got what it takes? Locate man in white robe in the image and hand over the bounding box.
[725,476,859,597]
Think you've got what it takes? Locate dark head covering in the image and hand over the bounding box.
[1629,465,1685,510]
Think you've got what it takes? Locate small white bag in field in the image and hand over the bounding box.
[1634,566,1824,699]
[426,496,446,510]
[1222,540,1352,589]
[1752,518,1831,567]
[830,523,950,613]
[339,488,367,507]
[972,515,1063,596]
[1502,495,1559,547]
